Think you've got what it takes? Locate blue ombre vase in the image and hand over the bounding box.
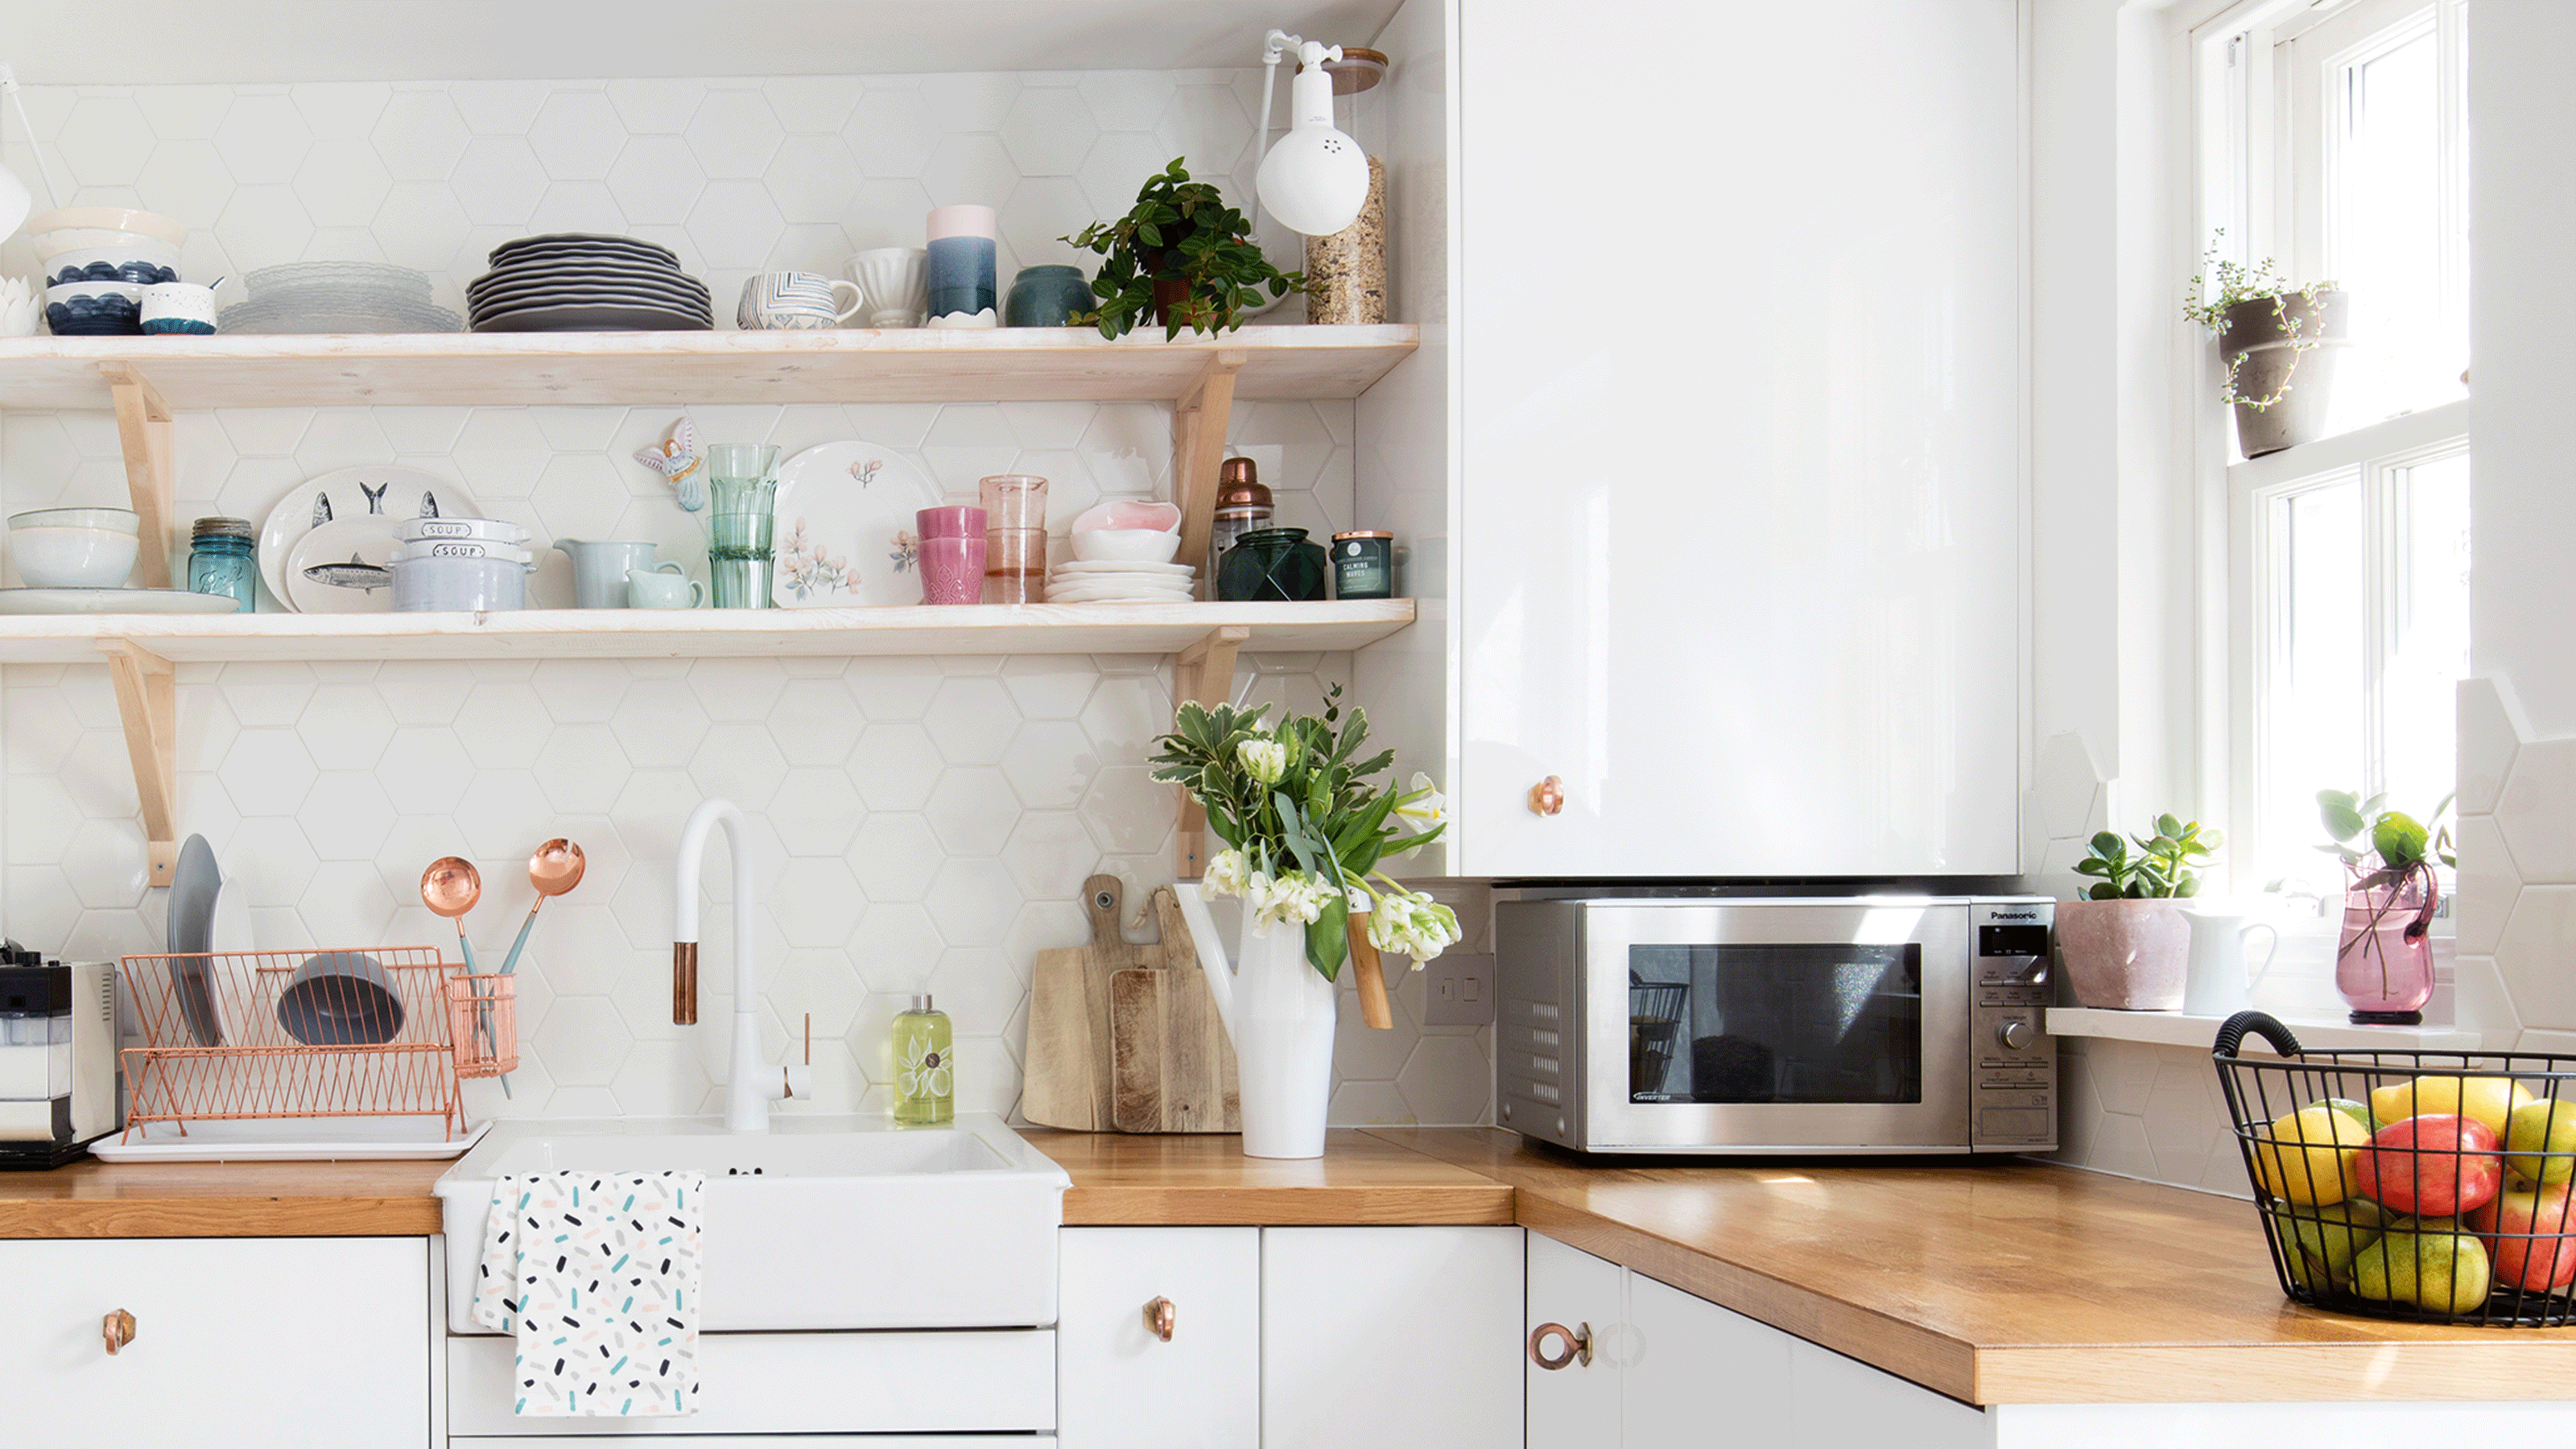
[925,204,998,328]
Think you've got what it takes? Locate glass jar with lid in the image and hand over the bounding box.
[187,517,256,611]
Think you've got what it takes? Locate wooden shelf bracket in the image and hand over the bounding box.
[101,364,175,590]
[1171,349,1248,601]
[98,639,178,886]
[1171,625,1251,878]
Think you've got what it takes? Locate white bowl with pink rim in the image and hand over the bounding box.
[1070,499,1183,564]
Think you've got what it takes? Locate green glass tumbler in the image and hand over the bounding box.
[707,444,780,609]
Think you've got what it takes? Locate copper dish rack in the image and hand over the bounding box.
[116,947,516,1142]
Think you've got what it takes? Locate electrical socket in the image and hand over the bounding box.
[1421,952,1495,1026]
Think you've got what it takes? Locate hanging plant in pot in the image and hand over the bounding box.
[2317,789,2454,1026]
[1063,158,1306,340]
[2183,232,2351,459]
[2058,815,2221,1011]
[1151,687,1457,1158]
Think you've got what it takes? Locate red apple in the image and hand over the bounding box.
[2468,1181,2576,1292]
[2355,1114,2504,1218]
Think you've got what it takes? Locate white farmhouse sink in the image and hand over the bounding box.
[433,1113,1069,1334]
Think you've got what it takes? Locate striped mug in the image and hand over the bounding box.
[737,270,865,330]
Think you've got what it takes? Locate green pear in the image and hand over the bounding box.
[2353,1219,2491,1315]
[2504,1100,2576,1186]
[2272,1198,2388,1279]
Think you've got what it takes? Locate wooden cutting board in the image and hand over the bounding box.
[1108,888,1241,1133]
[1022,875,1162,1131]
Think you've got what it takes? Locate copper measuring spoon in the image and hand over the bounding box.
[420,857,482,973]
[496,839,585,978]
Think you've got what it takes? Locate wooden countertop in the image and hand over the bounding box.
[9,1127,2571,1406]
[1379,1128,2576,1405]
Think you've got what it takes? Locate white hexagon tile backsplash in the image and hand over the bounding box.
[0,66,1487,1127]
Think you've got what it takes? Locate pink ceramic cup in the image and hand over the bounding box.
[920,535,987,605]
[918,506,985,541]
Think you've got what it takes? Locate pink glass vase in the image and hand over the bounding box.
[2335,863,2439,1024]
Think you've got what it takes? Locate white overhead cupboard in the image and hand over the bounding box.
[1362,0,2025,878]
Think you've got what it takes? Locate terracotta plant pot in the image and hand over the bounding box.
[2056,898,2193,1010]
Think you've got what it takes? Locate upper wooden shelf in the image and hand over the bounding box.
[0,600,1415,666]
[0,325,1420,411]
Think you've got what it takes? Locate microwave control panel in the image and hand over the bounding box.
[1969,900,2056,1150]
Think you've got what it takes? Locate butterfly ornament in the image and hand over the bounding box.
[633,415,708,511]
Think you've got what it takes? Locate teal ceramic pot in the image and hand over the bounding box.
[1217,527,1330,602]
[1005,265,1093,328]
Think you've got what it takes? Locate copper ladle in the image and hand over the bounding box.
[496,839,585,978]
[420,857,482,973]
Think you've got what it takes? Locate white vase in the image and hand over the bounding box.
[1173,881,1336,1159]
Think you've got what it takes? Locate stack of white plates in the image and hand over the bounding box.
[1046,559,1197,604]
[467,233,712,332]
[218,262,462,334]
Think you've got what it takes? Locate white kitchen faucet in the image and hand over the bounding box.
[673,796,811,1132]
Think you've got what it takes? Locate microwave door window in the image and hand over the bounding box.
[1627,943,1924,1104]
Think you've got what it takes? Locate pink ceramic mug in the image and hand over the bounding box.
[920,534,987,605]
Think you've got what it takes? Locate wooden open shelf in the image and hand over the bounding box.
[0,325,1418,410]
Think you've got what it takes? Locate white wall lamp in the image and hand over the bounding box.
[1254,28,1372,237]
[0,62,64,237]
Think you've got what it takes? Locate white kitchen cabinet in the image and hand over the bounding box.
[1525,1233,1624,1445]
[1057,1228,1260,1449]
[0,1236,429,1447]
[1261,1226,1523,1447]
[1362,0,2024,877]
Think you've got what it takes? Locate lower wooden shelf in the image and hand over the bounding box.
[0,599,1416,665]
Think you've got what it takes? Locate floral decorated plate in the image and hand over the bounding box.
[770,441,943,607]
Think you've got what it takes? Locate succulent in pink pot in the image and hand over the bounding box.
[2057,815,2222,1011]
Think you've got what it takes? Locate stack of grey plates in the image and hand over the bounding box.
[466,233,712,332]
[217,262,463,334]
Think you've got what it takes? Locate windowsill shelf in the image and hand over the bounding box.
[2048,1005,2486,1055]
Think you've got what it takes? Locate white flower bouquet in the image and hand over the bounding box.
[1150,686,1459,984]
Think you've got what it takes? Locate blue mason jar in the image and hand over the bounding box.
[187,517,256,612]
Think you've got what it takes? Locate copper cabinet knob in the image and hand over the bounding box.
[102,1308,135,1356]
[1528,776,1566,816]
[1145,1296,1176,1342]
[1527,1320,1591,1370]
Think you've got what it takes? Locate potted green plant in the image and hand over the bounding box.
[2057,814,2223,1010]
[2183,231,2351,458]
[1063,158,1305,341]
[2318,790,2454,1025]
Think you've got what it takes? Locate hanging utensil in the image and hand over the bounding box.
[496,839,585,977]
[420,857,481,971]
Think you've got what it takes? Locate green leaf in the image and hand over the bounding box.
[2372,811,2431,869]
[1304,899,1348,982]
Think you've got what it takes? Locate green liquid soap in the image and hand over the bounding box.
[893,993,954,1126]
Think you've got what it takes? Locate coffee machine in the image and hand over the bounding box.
[0,949,117,1168]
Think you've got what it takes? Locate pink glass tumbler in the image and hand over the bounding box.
[918,506,987,606]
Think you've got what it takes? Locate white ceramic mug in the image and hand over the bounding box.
[2181,910,2282,1015]
[737,271,864,330]
[848,248,927,328]
[627,565,703,609]
[139,282,217,335]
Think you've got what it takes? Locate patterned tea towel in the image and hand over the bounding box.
[470,1170,705,1417]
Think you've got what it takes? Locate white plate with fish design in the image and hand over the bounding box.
[770,442,942,607]
[258,464,482,613]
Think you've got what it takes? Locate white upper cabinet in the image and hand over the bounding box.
[1450,0,2023,877]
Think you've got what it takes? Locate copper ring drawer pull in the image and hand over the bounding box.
[1528,1320,1590,1370]
[1145,1296,1176,1342]
[1529,776,1565,816]
[102,1309,135,1356]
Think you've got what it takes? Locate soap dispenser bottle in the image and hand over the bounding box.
[892,994,953,1126]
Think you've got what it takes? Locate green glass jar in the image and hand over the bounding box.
[1330,530,1394,600]
[1216,526,1331,602]
[893,994,954,1126]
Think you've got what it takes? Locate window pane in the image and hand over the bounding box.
[2260,478,2366,889]
[2329,22,2467,429]
[2383,451,2471,820]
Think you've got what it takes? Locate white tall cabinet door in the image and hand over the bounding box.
[0,1236,429,1446]
[1455,0,2024,877]
[1261,1226,1524,1447]
[1525,1233,1624,1446]
[1057,1228,1259,1449]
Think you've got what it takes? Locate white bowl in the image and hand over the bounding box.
[1071,528,1185,564]
[10,507,139,534]
[12,526,139,588]
[41,242,182,288]
[26,207,188,254]
[1071,499,1184,535]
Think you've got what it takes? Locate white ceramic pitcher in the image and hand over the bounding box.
[1173,880,1335,1159]
[2181,909,2281,1016]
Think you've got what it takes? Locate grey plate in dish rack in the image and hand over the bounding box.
[471,303,714,332]
[489,233,681,267]
[0,588,242,614]
[276,952,405,1046]
[167,834,222,1046]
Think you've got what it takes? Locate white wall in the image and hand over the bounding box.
[0,65,1494,1126]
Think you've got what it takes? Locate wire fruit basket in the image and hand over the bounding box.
[2215,1010,2576,1327]
[118,948,515,1142]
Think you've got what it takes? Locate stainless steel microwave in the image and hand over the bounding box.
[1494,895,2054,1154]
